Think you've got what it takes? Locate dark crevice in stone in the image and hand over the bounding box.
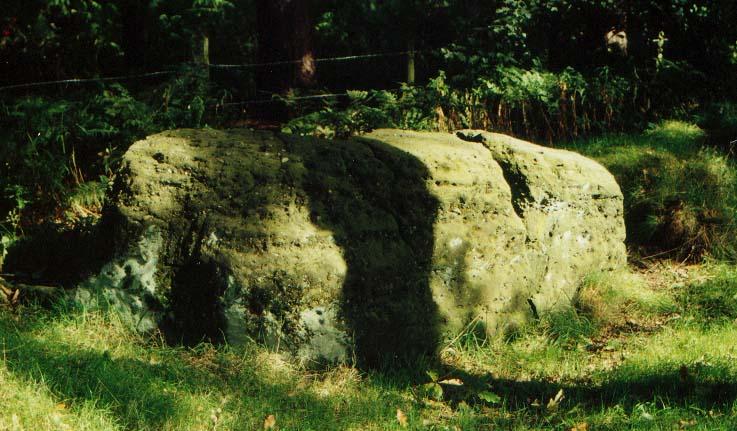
[455,131,533,220]
[495,160,534,220]
[527,298,540,320]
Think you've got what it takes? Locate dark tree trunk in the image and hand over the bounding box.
[290,0,316,88]
[256,0,316,92]
[192,29,210,83]
[121,0,149,70]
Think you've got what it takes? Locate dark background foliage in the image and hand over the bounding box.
[1,0,737,257]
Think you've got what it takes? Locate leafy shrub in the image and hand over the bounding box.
[0,85,154,225]
[283,89,398,138]
[396,72,457,131]
[153,65,210,129]
[285,66,640,142]
[64,177,110,222]
[2,97,75,207]
[79,85,155,152]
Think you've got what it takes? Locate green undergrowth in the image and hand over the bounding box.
[566,121,737,261]
[534,269,677,346]
[698,101,737,151]
[680,263,737,321]
[2,262,737,430]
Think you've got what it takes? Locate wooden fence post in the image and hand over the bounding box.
[407,38,416,85]
[192,30,210,80]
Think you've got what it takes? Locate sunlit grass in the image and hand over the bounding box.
[1,262,737,430]
[0,366,119,431]
[0,305,419,430]
[580,269,677,320]
[565,121,737,261]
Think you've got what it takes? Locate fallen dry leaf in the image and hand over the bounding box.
[263,414,276,430]
[546,389,565,411]
[679,419,697,429]
[396,408,408,427]
[570,422,588,431]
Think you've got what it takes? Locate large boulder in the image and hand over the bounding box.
[83,128,625,365]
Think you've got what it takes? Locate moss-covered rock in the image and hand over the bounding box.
[92,128,625,366]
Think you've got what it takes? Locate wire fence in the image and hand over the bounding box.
[211,92,350,108]
[0,49,428,102]
[0,71,176,92]
[208,50,415,70]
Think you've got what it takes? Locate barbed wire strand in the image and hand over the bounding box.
[210,86,407,109]
[211,92,349,108]
[0,71,175,92]
[208,50,418,69]
[0,49,432,92]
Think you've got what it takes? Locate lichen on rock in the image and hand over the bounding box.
[75,224,163,333]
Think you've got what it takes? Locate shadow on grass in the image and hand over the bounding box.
[439,363,737,416]
[0,311,410,430]
[0,316,179,428]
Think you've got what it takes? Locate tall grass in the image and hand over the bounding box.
[567,121,737,261]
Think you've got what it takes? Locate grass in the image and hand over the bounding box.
[2,120,737,429]
[0,305,415,431]
[2,261,737,430]
[565,120,737,261]
[679,263,737,320]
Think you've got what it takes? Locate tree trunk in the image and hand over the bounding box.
[192,29,210,81]
[407,38,416,85]
[256,0,316,91]
[121,0,149,70]
[192,31,210,66]
[291,0,316,87]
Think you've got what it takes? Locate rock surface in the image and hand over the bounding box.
[92,128,626,365]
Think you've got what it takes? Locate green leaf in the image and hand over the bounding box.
[478,391,501,404]
[347,90,368,102]
[422,382,444,401]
